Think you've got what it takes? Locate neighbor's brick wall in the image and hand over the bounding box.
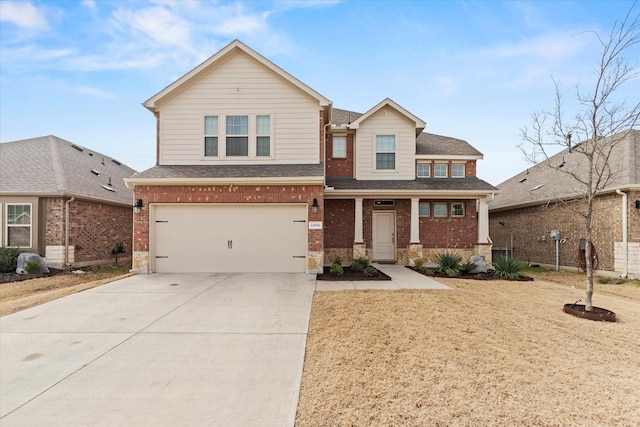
[325,133,354,177]
[133,184,325,254]
[419,199,477,249]
[43,198,65,247]
[489,193,625,270]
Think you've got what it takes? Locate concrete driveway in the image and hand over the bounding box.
[0,273,315,426]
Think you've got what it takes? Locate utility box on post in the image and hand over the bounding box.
[550,230,560,241]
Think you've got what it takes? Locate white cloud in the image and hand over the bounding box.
[478,31,589,62]
[215,11,271,36]
[0,1,49,31]
[112,6,193,49]
[81,0,98,12]
[76,86,118,100]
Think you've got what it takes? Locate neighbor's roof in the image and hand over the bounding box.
[490,129,640,211]
[332,108,483,158]
[143,39,331,113]
[0,135,137,205]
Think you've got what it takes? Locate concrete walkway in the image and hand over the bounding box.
[316,263,453,291]
[0,273,315,427]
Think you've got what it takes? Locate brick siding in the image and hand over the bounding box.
[419,199,477,248]
[326,133,354,177]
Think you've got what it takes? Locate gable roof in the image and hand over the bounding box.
[143,39,331,113]
[490,129,640,211]
[0,135,137,205]
[347,98,426,135]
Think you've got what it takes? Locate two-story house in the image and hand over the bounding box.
[125,40,497,274]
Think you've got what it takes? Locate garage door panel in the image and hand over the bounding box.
[153,204,307,273]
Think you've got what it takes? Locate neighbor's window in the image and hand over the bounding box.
[333,136,347,158]
[451,163,465,178]
[419,202,430,217]
[451,203,465,217]
[204,116,218,156]
[434,163,448,178]
[376,135,395,170]
[256,115,271,156]
[7,204,32,247]
[433,202,447,217]
[417,163,431,178]
[226,115,249,156]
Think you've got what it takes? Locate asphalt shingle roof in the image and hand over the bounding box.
[131,163,325,179]
[326,176,496,192]
[490,129,639,211]
[0,135,137,205]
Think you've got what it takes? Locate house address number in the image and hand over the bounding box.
[308,221,322,230]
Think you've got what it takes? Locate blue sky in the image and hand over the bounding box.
[1,0,638,185]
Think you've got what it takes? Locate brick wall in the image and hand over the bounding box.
[44,198,133,264]
[324,199,355,247]
[326,133,354,177]
[489,192,626,270]
[133,184,325,253]
[419,199,477,249]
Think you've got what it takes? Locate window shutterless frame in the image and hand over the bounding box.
[6,203,32,247]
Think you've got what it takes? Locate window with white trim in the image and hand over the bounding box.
[376,135,395,170]
[417,163,431,178]
[451,202,465,217]
[204,116,218,156]
[419,202,430,217]
[434,163,448,178]
[6,203,32,247]
[256,115,270,156]
[451,163,465,178]
[433,202,447,217]
[226,115,249,156]
[333,136,347,158]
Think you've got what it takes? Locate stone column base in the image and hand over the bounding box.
[474,243,493,264]
[307,251,324,275]
[132,251,150,273]
[45,245,75,268]
[407,243,423,266]
[353,243,367,261]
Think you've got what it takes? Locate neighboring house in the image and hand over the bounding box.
[489,129,640,277]
[125,40,497,274]
[0,135,137,268]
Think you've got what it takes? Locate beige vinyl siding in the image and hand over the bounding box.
[354,106,416,180]
[156,52,320,165]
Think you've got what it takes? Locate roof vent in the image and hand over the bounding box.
[91,169,101,176]
[101,184,115,192]
[111,159,121,166]
[519,177,527,183]
[530,184,544,191]
[71,144,84,152]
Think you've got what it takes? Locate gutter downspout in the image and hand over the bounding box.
[615,189,628,278]
[64,197,75,267]
[323,105,332,189]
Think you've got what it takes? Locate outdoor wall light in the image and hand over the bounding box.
[134,199,143,214]
[311,198,319,214]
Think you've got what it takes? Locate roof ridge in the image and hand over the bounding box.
[48,136,68,192]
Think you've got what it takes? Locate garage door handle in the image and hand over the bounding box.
[292,256,305,258]
[156,256,168,259]
[228,240,232,249]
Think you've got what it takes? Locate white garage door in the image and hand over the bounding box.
[152,204,307,273]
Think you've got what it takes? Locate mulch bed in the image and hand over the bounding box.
[0,268,64,284]
[317,266,391,281]
[406,266,533,281]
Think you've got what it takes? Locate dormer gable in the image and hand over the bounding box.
[348,98,426,136]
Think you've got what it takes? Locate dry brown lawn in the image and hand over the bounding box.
[296,270,640,426]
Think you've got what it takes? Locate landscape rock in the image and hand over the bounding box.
[469,255,487,274]
[16,253,50,274]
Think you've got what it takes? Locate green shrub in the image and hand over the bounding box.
[351,257,369,273]
[414,258,425,270]
[435,251,462,276]
[329,257,344,276]
[459,261,477,274]
[0,247,21,273]
[493,255,526,280]
[23,260,42,274]
[363,266,378,277]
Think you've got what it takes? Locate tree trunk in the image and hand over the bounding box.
[585,233,594,312]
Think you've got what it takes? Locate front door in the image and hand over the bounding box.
[372,211,396,261]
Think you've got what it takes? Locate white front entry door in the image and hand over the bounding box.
[372,211,396,261]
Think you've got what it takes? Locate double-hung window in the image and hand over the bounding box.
[433,203,448,217]
[7,204,32,247]
[256,115,270,156]
[376,135,395,170]
[451,203,465,217]
[419,202,430,217]
[417,163,431,178]
[452,163,465,178]
[434,163,448,178]
[226,115,249,156]
[204,116,218,156]
[333,136,347,158]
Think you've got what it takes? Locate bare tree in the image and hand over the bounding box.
[519,4,640,311]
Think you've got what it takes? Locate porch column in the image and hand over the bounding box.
[478,197,489,243]
[410,197,420,243]
[354,198,363,243]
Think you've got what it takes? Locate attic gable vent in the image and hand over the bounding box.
[111,159,121,166]
[71,144,84,152]
[91,169,101,176]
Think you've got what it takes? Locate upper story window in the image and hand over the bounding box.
[417,163,431,178]
[6,203,32,247]
[256,115,270,156]
[226,115,249,156]
[376,135,395,170]
[204,116,218,156]
[434,163,448,178]
[451,163,465,178]
[333,136,347,158]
